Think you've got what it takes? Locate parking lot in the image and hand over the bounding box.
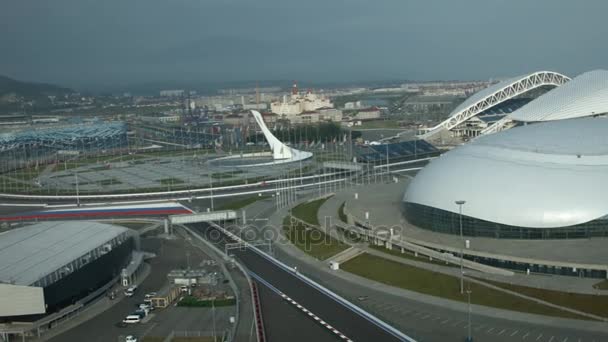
[48,235,236,342]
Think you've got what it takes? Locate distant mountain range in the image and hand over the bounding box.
[0,75,72,98]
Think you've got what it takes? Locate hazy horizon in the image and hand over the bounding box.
[2,0,608,91]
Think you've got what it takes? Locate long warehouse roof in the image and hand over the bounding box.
[0,221,128,286]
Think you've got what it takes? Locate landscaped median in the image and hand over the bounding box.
[178,296,236,308]
[341,253,591,320]
[217,194,270,211]
[283,196,349,260]
[475,277,608,320]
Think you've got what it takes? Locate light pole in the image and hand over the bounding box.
[466,288,472,342]
[455,200,466,294]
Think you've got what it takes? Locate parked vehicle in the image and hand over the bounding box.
[138,303,154,311]
[122,315,141,324]
[133,309,148,318]
[144,292,157,299]
[125,336,138,342]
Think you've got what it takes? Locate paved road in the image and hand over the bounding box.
[48,237,234,342]
[242,198,608,342]
[189,223,405,342]
[256,281,339,342]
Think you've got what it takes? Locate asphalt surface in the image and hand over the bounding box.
[256,281,338,342]
[48,237,234,342]
[189,223,404,342]
[242,193,608,342]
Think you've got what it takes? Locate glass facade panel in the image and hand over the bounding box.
[404,202,608,240]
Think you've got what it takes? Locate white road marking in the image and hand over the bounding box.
[548,336,555,342]
[440,319,450,325]
[511,330,519,337]
[522,332,530,339]
[498,329,506,336]
[536,333,543,341]
[487,328,495,334]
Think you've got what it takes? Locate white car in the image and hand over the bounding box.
[124,285,138,297]
[122,315,141,324]
[144,292,157,299]
[139,303,154,311]
[125,336,138,342]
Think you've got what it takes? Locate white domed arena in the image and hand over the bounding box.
[404,116,608,239]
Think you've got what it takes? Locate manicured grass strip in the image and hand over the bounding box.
[291,197,331,226]
[593,279,608,290]
[342,253,588,320]
[178,296,236,307]
[478,277,608,318]
[368,245,456,268]
[283,216,348,260]
[159,177,185,185]
[217,195,270,211]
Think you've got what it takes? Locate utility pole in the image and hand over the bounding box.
[75,171,80,207]
[466,287,473,342]
[455,200,466,294]
[209,174,214,211]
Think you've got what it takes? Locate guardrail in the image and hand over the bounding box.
[0,157,432,201]
[250,282,266,342]
[0,171,347,201]
[207,221,416,342]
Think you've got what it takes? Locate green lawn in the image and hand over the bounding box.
[96,178,121,186]
[593,279,608,290]
[178,296,236,307]
[217,195,270,211]
[159,177,185,185]
[283,216,349,260]
[356,119,402,129]
[342,253,588,320]
[291,196,332,226]
[478,277,608,319]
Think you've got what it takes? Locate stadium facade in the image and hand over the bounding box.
[404,117,608,240]
[421,69,608,139]
[0,122,128,172]
[0,221,138,323]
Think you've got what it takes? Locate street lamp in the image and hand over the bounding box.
[455,200,466,294]
[466,288,473,342]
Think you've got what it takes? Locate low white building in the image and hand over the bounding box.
[352,107,381,120]
[271,83,334,118]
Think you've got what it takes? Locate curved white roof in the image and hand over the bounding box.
[509,70,608,122]
[404,117,608,228]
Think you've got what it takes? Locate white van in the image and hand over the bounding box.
[122,315,141,324]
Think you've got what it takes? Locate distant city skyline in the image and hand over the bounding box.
[2,0,608,91]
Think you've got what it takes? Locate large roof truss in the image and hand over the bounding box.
[420,71,570,139]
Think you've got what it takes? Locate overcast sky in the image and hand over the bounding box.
[1,0,607,90]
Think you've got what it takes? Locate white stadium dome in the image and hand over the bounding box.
[509,69,608,122]
[404,117,608,239]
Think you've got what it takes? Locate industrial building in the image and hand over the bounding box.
[0,221,140,338]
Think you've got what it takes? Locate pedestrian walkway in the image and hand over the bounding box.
[320,183,607,296]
